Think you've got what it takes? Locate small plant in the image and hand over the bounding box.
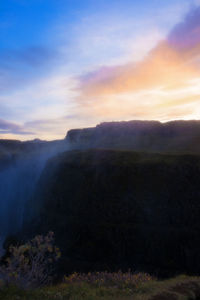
[0,232,61,289]
[64,270,153,289]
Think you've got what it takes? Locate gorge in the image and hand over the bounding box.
[1,120,200,276]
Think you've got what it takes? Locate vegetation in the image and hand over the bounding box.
[1,275,200,300]
[64,270,153,289]
[1,233,200,300]
[0,232,60,289]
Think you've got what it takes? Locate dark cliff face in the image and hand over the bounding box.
[28,149,200,276]
[66,120,200,153]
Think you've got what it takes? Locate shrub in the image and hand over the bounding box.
[0,232,60,289]
[64,270,153,289]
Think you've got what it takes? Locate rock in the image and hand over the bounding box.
[26,149,200,276]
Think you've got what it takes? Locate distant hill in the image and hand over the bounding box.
[0,138,65,153]
[0,138,67,170]
[66,120,200,154]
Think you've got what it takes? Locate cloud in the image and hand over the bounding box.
[23,112,98,140]
[1,1,198,140]
[76,5,200,121]
[0,118,34,135]
[0,46,59,93]
[0,46,58,68]
[0,71,80,140]
[0,119,21,131]
[168,6,200,51]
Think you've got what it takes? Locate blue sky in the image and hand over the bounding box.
[0,0,200,140]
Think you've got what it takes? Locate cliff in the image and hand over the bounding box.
[66,120,200,153]
[26,149,200,276]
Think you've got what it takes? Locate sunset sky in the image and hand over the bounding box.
[1,0,200,140]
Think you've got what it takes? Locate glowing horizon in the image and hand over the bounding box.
[1,0,200,140]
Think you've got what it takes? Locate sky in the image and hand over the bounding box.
[1,0,200,140]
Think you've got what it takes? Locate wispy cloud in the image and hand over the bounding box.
[0,46,59,94]
[76,5,200,121]
[0,118,33,135]
[168,6,200,51]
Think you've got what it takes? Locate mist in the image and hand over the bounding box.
[0,139,69,247]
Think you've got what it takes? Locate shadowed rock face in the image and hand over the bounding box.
[66,120,200,154]
[28,149,200,276]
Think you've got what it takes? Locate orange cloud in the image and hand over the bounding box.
[77,6,200,121]
[80,40,199,96]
